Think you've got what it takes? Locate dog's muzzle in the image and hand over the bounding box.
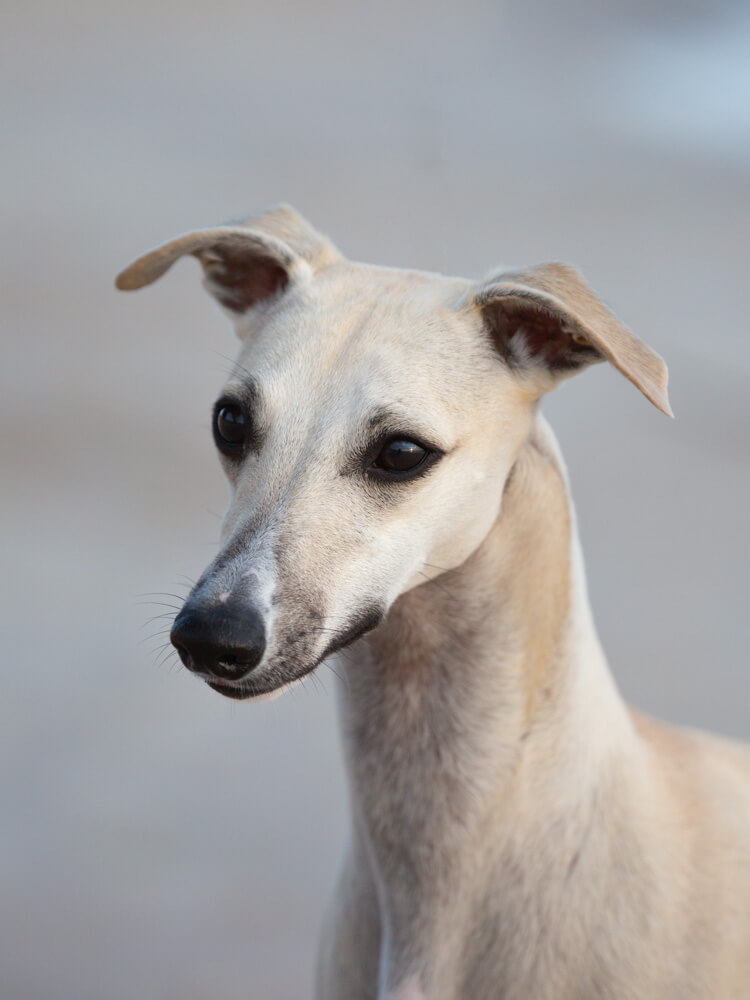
[170,595,266,684]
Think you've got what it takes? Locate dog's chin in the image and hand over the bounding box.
[205,679,259,701]
[203,664,317,703]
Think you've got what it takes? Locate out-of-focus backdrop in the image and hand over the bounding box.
[2,1,749,997]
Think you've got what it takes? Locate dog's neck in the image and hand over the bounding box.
[335,415,638,996]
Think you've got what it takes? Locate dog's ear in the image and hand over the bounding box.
[473,263,672,416]
[115,204,339,316]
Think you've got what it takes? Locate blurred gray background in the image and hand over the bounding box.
[2,0,749,997]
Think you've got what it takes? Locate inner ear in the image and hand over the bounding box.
[115,222,303,316]
[489,300,602,372]
[472,263,672,415]
[199,246,289,313]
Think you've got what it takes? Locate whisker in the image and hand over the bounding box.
[136,591,189,602]
[325,658,350,694]
[140,629,173,646]
[155,645,179,670]
[214,350,256,384]
[142,612,178,627]
[416,570,456,600]
[422,562,451,574]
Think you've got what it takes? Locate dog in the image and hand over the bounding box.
[117,205,750,999]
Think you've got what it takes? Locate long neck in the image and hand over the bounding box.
[335,416,637,995]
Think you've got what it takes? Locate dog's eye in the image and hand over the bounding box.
[213,402,246,453]
[372,439,428,475]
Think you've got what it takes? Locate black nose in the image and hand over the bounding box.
[170,598,266,682]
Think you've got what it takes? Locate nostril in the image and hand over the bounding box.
[217,654,243,672]
[212,643,262,680]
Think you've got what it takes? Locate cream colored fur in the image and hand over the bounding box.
[117,205,750,999]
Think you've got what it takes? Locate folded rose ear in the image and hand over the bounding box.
[115,203,339,315]
[473,262,672,416]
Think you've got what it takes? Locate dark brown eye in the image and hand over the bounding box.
[213,402,246,453]
[372,439,428,475]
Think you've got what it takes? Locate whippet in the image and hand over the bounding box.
[117,205,750,999]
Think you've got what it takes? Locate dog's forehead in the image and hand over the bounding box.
[232,262,492,414]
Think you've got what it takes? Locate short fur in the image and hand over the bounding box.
[118,205,750,999]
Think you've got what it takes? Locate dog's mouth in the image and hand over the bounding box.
[205,678,258,701]
[199,607,384,702]
[204,661,319,701]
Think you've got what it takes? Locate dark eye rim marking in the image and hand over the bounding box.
[363,430,444,483]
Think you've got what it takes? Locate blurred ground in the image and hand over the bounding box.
[1,1,748,997]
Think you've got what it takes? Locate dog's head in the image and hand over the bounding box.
[118,205,670,700]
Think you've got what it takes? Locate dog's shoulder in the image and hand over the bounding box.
[631,708,750,863]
